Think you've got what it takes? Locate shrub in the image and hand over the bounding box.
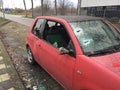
[110,17,119,22]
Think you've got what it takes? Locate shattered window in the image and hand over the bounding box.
[70,20,120,56]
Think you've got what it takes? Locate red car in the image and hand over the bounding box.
[26,16,120,90]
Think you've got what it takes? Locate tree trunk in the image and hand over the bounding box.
[77,0,81,15]
[41,0,43,16]
[0,0,5,18]
[23,0,27,17]
[58,0,70,15]
[55,0,57,15]
[31,0,33,18]
[62,0,65,15]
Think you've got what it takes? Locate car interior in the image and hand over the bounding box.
[43,21,70,49]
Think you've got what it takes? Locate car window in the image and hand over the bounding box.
[70,20,120,56]
[48,21,56,27]
[42,21,68,48]
[42,20,76,56]
[32,19,44,36]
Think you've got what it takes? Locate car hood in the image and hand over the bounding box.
[90,52,120,76]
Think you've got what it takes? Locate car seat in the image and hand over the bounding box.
[47,34,64,48]
[43,23,50,39]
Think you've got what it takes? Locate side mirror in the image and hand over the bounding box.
[59,47,73,55]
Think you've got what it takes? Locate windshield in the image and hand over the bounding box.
[70,20,120,56]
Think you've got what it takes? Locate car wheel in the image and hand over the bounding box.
[27,47,35,64]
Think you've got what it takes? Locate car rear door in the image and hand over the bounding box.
[36,19,76,89]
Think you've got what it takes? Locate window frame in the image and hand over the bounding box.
[40,19,76,57]
[32,18,45,37]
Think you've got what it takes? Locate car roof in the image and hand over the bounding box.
[38,16,102,22]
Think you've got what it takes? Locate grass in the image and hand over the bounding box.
[0,17,8,25]
[0,17,7,23]
[22,15,33,18]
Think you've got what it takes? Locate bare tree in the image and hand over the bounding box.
[0,0,5,17]
[69,2,74,15]
[31,0,33,17]
[40,0,51,15]
[54,0,57,15]
[41,0,43,16]
[77,0,81,15]
[0,0,3,10]
[23,0,27,17]
[58,0,71,15]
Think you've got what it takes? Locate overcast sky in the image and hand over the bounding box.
[2,0,78,9]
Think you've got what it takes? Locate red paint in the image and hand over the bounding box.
[113,63,120,67]
[26,16,120,90]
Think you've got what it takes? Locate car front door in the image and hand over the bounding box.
[36,20,76,89]
[28,18,45,61]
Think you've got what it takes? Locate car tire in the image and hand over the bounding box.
[27,47,35,65]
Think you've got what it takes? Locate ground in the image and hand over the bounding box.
[0,20,64,90]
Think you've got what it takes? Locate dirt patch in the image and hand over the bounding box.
[0,21,28,58]
[0,21,64,90]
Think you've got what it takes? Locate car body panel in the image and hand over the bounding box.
[73,55,120,90]
[91,52,120,76]
[36,39,75,89]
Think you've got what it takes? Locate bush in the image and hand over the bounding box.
[110,17,119,22]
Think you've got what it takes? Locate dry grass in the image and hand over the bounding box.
[0,17,8,25]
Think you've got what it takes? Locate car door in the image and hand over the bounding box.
[28,18,45,60]
[36,20,76,89]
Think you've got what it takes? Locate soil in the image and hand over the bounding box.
[0,21,64,90]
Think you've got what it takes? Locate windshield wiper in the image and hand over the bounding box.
[86,47,116,56]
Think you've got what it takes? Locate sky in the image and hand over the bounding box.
[2,0,78,9]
